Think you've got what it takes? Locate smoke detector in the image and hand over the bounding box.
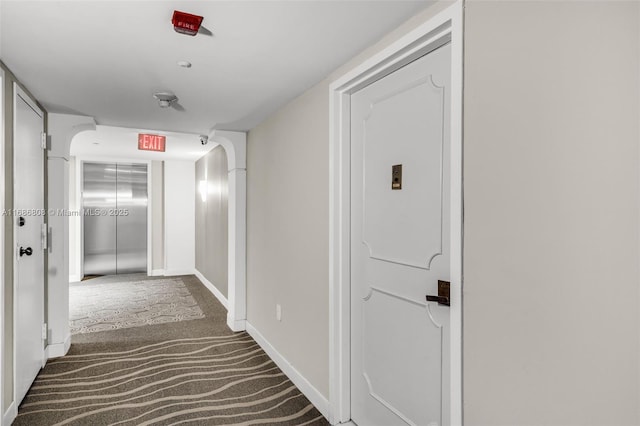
[153,92,178,108]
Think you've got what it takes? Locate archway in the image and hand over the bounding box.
[207,130,247,332]
[46,116,247,359]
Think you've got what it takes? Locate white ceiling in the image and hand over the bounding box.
[0,1,432,135]
[71,125,215,161]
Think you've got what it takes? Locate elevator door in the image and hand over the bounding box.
[83,162,148,276]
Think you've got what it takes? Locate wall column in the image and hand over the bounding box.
[209,130,247,332]
[46,113,95,356]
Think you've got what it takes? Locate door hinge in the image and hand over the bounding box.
[41,132,47,150]
[42,224,48,250]
[42,323,48,340]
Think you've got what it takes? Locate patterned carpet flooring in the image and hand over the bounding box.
[15,274,327,425]
[70,278,205,334]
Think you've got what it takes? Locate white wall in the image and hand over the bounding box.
[164,160,195,275]
[47,157,70,350]
[247,81,330,395]
[463,1,640,424]
[68,156,79,281]
[151,161,164,273]
[195,146,228,297]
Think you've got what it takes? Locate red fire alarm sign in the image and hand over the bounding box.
[172,10,203,36]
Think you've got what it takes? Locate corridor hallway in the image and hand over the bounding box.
[14,275,326,425]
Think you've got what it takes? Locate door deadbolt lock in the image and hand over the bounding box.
[19,247,33,257]
[426,280,450,306]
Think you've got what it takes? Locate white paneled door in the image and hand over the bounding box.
[14,87,45,406]
[351,43,451,426]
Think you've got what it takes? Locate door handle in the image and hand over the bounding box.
[426,280,450,306]
[426,295,449,305]
[19,247,33,257]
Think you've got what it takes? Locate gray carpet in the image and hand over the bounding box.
[15,274,327,425]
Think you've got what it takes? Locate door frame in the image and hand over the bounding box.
[0,67,5,421]
[75,157,153,279]
[328,2,463,423]
[12,82,46,406]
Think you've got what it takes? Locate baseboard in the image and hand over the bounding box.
[194,269,228,309]
[227,316,246,332]
[69,274,81,283]
[163,269,195,277]
[149,269,165,277]
[245,321,330,421]
[3,401,16,426]
[46,333,71,359]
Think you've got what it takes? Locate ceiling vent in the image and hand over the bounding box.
[172,11,203,36]
[153,92,178,108]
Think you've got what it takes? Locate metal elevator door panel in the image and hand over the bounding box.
[83,162,148,276]
[83,162,118,275]
[116,163,148,274]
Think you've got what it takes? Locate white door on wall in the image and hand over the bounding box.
[14,86,45,406]
[350,43,451,426]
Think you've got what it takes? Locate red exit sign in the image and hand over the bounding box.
[138,134,166,152]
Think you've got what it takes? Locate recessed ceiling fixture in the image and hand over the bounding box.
[177,61,192,68]
[153,92,178,108]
